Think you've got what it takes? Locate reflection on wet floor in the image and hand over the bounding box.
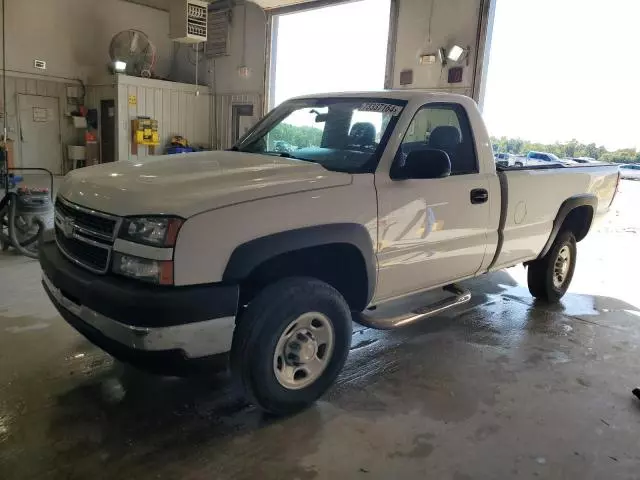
[2,185,640,478]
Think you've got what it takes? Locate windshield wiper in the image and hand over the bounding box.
[262,151,315,162]
[235,149,316,164]
[262,151,295,157]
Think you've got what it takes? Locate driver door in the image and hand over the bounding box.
[373,102,490,302]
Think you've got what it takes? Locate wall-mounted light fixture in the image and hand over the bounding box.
[439,45,471,66]
[447,45,471,64]
[113,60,127,72]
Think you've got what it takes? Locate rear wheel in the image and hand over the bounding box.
[231,277,352,415]
[527,231,577,302]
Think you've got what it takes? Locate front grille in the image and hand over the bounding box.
[55,226,110,271]
[55,199,117,238]
[54,197,120,274]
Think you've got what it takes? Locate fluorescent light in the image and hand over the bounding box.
[114,60,127,72]
[447,45,465,62]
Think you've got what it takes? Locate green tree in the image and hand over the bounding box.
[270,123,323,149]
[490,135,638,163]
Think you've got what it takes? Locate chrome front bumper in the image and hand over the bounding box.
[43,273,236,358]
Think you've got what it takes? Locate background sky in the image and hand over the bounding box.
[273,0,639,151]
[273,0,391,106]
[483,0,640,150]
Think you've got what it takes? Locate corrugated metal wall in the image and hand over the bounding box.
[1,75,76,172]
[214,92,262,150]
[115,76,212,161]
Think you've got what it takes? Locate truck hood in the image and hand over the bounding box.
[58,151,353,217]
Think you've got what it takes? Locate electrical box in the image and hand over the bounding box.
[170,0,208,44]
[133,117,160,146]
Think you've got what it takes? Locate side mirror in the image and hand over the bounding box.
[394,149,452,180]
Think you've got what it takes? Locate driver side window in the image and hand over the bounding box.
[397,103,478,175]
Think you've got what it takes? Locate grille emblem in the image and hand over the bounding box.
[61,216,75,238]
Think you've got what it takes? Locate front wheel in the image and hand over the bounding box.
[231,277,352,415]
[527,231,577,302]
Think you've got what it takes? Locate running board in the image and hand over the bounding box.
[354,284,472,330]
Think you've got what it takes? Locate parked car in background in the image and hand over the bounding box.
[572,157,600,164]
[494,152,524,168]
[274,140,295,153]
[619,164,640,180]
[527,151,576,166]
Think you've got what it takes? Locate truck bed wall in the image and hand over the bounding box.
[489,165,618,271]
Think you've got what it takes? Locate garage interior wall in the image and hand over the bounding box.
[0,0,175,81]
[209,2,267,149]
[390,0,484,95]
[1,0,493,167]
[0,0,201,170]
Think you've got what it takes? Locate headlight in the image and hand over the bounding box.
[119,217,183,247]
[112,253,174,285]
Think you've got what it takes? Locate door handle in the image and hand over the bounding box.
[470,188,488,204]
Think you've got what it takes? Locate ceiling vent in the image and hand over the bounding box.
[206,8,231,57]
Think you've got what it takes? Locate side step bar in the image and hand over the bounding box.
[354,284,472,330]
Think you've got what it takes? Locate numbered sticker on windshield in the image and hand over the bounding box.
[358,103,403,115]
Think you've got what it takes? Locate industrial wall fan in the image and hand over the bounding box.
[109,29,157,78]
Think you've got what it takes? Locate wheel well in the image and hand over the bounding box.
[239,243,370,311]
[561,205,594,242]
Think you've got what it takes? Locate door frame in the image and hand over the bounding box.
[472,0,498,110]
[100,99,117,163]
[16,93,63,175]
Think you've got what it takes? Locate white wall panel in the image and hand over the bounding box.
[114,75,212,162]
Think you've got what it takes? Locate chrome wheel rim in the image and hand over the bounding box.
[553,245,571,289]
[273,312,334,390]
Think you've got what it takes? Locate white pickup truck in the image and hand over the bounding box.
[40,91,619,414]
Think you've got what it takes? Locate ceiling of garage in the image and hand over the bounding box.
[123,0,325,12]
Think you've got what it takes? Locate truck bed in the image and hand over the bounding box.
[489,164,619,271]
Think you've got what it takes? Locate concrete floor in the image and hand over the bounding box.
[1,181,639,480]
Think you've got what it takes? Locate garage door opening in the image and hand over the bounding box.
[268,0,392,109]
[482,0,640,163]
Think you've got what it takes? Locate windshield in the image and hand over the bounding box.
[234,97,407,173]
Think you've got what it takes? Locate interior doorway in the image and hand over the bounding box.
[100,99,116,163]
[268,0,392,109]
[17,95,62,175]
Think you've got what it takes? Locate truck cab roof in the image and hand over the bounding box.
[288,90,478,105]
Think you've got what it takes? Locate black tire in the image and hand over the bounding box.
[231,277,352,415]
[515,162,523,167]
[527,231,577,302]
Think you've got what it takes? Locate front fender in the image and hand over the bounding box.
[223,223,377,304]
